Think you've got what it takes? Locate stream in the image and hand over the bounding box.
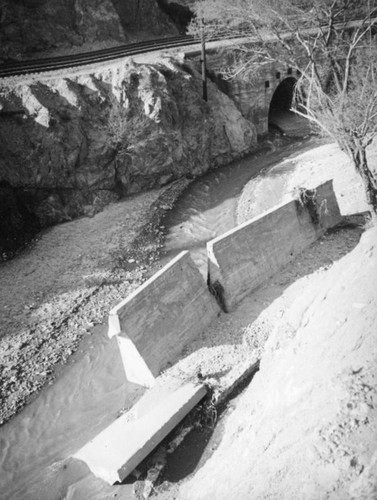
[0,134,317,500]
[162,135,315,276]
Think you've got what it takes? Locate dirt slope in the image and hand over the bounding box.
[237,141,375,224]
[179,225,377,500]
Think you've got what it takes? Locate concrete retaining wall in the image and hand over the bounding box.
[108,180,341,386]
[207,180,342,312]
[108,251,220,387]
[74,180,344,482]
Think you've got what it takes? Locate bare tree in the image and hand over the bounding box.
[189,0,377,219]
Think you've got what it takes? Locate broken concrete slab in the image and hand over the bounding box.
[73,381,207,485]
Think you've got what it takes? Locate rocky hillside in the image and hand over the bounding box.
[0,0,178,61]
[0,56,256,258]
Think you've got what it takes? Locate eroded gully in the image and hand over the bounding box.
[0,134,319,500]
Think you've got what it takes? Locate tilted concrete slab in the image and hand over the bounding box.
[115,335,156,389]
[108,251,220,386]
[73,381,207,485]
[207,180,342,311]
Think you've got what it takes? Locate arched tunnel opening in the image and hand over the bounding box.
[270,77,297,113]
[268,77,302,134]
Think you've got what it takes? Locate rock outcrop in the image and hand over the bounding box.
[111,0,179,39]
[0,56,257,257]
[0,0,178,61]
[157,0,194,34]
[0,181,40,260]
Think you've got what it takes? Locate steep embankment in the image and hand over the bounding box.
[0,0,178,61]
[0,56,256,258]
[180,225,377,500]
[237,142,374,224]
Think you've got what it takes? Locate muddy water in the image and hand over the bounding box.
[0,325,143,500]
[162,136,316,276]
[0,135,316,500]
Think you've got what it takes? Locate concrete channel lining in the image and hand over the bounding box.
[108,251,220,386]
[207,180,342,312]
[73,381,207,485]
[73,182,342,485]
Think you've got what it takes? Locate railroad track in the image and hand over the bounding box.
[0,35,210,78]
[0,15,370,79]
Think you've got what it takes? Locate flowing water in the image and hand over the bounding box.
[0,326,143,500]
[0,134,316,499]
[162,135,314,276]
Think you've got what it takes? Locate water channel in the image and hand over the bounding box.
[161,134,315,275]
[0,133,317,500]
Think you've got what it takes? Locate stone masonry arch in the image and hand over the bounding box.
[203,50,303,136]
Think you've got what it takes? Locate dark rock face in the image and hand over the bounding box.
[0,0,124,59]
[0,181,40,260]
[157,0,193,34]
[0,58,257,253]
[0,0,177,61]
[111,0,178,37]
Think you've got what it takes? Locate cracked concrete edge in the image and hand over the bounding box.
[73,382,207,484]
